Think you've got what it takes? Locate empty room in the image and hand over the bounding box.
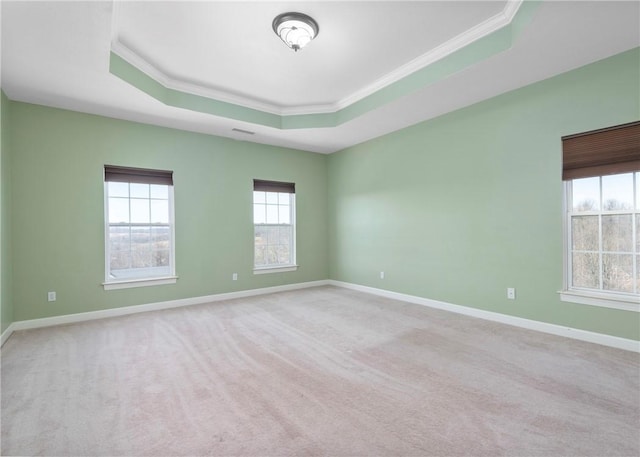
[1,1,639,455]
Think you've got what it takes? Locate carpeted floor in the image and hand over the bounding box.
[1,286,639,456]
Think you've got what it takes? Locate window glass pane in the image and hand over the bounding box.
[254,204,266,224]
[152,250,170,268]
[266,192,278,204]
[254,191,266,204]
[265,245,278,264]
[108,198,129,223]
[602,173,633,210]
[110,250,131,273]
[278,193,290,205]
[130,183,149,199]
[151,226,170,249]
[108,181,129,198]
[132,252,152,269]
[572,252,600,289]
[602,215,632,252]
[602,254,633,293]
[131,226,151,268]
[266,205,279,223]
[277,244,290,264]
[636,216,640,252]
[571,216,598,251]
[150,184,168,199]
[279,205,290,224]
[267,226,280,244]
[572,177,600,212]
[150,200,169,224]
[131,226,150,243]
[254,246,266,266]
[279,226,292,245]
[130,199,150,223]
[255,227,266,247]
[109,226,130,251]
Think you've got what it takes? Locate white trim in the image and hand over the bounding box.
[327,0,523,116]
[253,266,298,275]
[8,280,330,332]
[562,181,570,294]
[4,279,637,353]
[328,280,640,353]
[103,276,178,290]
[1,323,16,347]
[111,40,283,115]
[559,290,639,313]
[104,180,109,287]
[110,1,522,116]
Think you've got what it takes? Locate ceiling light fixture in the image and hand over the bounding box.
[272,12,319,52]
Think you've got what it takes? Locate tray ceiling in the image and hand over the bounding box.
[2,1,639,153]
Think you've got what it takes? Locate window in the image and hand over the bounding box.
[561,121,640,311]
[104,165,176,289]
[253,179,297,273]
[566,173,639,300]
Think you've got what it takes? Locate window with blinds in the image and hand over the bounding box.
[104,165,176,288]
[561,122,640,311]
[253,179,297,272]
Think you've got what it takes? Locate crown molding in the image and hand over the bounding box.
[111,39,285,116]
[110,0,522,117]
[329,0,523,115]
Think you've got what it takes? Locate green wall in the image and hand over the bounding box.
[4,48,639,341]
[9,103,328,321]
[328,48,640,340]
[1,91,13,334]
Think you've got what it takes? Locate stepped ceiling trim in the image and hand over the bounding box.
[110,1,534,130]
[5,1,637,153]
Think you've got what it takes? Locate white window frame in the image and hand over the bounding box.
[253,191,297,274]
[103,177,177,290]
[560,175,639,312]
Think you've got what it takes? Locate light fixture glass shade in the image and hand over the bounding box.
[272,12,319,52]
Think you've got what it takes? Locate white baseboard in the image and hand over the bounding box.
[3,278,638,353]
[2,280,330,342]
[328,280,640,353]
[1,322,15,347]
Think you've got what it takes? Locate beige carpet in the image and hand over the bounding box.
[1,286,639,456]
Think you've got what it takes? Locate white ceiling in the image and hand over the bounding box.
[113,1,507,111]
[2,1,639,154]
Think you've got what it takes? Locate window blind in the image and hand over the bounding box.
[253,179,295,193]
[562,121,640,180]
[104,165,173,186]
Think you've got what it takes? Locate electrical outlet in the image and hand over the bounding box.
[380,271,385,279]
[232,273,238,281]
[47,291,56,302]
[507,288,516,300]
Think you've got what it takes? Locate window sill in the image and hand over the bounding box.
[103,276,178,290]
[559,290,639,313]
[253,265,298,275]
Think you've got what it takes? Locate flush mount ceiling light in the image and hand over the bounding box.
[272,12,319,52]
